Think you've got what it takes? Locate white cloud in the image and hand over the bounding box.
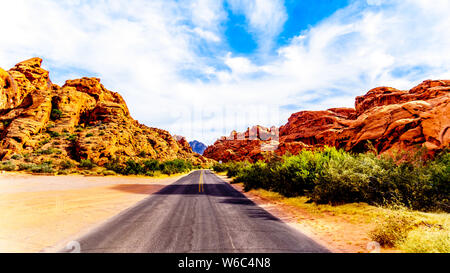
[226,0,287,53]
[1,0,450,145]
[191,27,221,42]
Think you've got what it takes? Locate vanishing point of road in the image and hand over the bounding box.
[61,170,329,253]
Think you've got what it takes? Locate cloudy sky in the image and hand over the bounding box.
[1,0,450,145]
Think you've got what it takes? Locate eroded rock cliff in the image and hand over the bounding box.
[0,58,207,167]
[204,80,450,162]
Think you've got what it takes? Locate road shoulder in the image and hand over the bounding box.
[213,173,392,253]
[0,172,190,252]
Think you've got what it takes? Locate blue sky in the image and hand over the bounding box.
[1,0,450,145]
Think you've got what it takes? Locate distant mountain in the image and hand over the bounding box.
[189,140,207,155]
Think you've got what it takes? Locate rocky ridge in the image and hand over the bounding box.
[203,80,450,162]
[0,58,208,169]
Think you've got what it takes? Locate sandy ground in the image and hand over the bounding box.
[0,172,187,253]
[1,171,394,253]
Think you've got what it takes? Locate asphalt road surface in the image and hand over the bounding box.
[61,170,329,253]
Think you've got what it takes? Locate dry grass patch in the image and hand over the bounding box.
[246,187,449,253]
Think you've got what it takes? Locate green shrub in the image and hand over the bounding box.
[214,161,248,178]
[105,158,191,176]
[51,108,62,120]
[102,170,116,176]
[160,159,192,175]
[232,147,449,212]
[60,160,75,170]
[18,163,34,171]
[79,159,95,169]
[426,151,450,211]
[66,134,77,142]
[85,133,94,137]
[310,150,376,204]
[124,159,144,175]
[237,161,271,190]
[39,138,50,146]
[0,161,16,171]
[272,151,327,197]
[143,159,160,172]
[104,158,124,174]
[212,163,228,172]
[11,154,22,160]
[30,163,54,173]
[47,130,60,138]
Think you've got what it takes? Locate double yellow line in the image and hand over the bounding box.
[198,170,204,193]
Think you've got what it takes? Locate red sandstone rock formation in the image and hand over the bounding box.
[0,58,208,166]
[203,80,450,162]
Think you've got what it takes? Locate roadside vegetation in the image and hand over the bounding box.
[1,153,195,177]
[104,158,193,176]
[212,147,450,252]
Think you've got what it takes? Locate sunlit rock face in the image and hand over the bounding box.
[0,58,208,166]
[204,80,450,162]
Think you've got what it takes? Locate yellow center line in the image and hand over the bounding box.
[198,170,204,193]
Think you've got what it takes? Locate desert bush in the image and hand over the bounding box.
[212,162,228,172]
[232,147,449,212]
[30,162,54,173]
[105,158,192,176]
[51,108,62,120]
[123,159,144,175]
[272,151,327,197]
[237,161,271,191]
[36,148,60,155]
[18,163,34,171]
[66,134,77,142]
[102,170,116,176]
[369,209,416,247]
[47,130,60,138]
[398,226,450,253]
[60,160,75,170]
[143,159,159,172]
[39,138,50,146]
[104,158,124,174]
[11,154,22,160]
[85,133,94,137]
[426,151,450,211]
[79,159,95,169]
[160,159,192,175]
[220,161,247,178]
[310,151,379,204]
[0,161,16,171]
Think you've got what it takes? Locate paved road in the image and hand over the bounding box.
[62,170,329,253]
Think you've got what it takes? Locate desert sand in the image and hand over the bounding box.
[0,172,187,253]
